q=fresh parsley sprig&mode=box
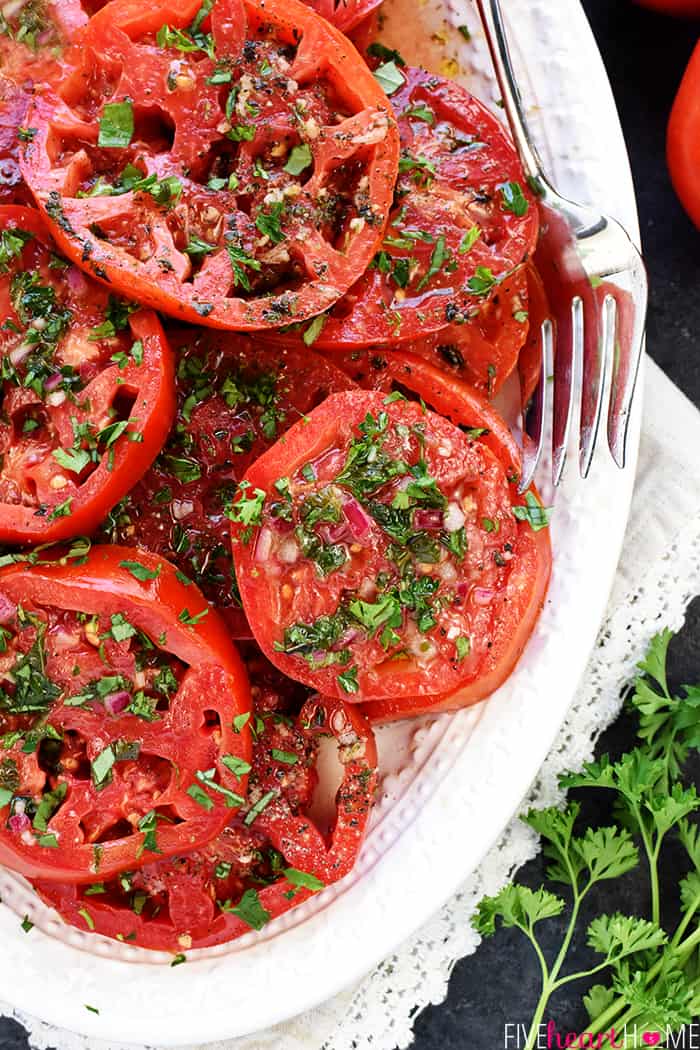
[473,629,700,1048]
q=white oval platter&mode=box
[0,0,644,1043]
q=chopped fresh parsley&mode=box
[98,100,134,149]
[224,888,270,930]
[119,560,162,582]
[338,666,359,694]
[373,60,405,96]
[0,227,32,273]
[513,491,552,531]
[499,181,529,217]
[284,143,313,175]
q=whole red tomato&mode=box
[668,42,700,229]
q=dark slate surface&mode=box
[1,2,699,1049]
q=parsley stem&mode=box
[671,888,700,950]
[522,926,552,1050]
[550,959,610,991]
[525,889,583,1050]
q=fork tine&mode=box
[578,290,611,478]
[552,296,580,486]
[518,318,551,493]
[607,255,648,467]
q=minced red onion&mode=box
[473,587,494,606]
[0,593,16,624]
[8,812,30,834]
[43,372,63,392]
[9,344,31,367]
[104,690,131,715]
[342,497,372,541]
[321,520,352,545]
[46,390,66,407]
[255,526,273,563]
[413,508,444,531]
[277,537,299,564]
[444,502,466,532]
[333,626,361,651]
[171,498,194,521]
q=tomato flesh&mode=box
[0,205,175,543]
[0,546,252,882]
[231,388,549,702]
[20,0,400,329]
[99,328,354,636]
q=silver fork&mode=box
[475,0,648,490]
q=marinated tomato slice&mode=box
[304,350,552,721]
[0,546,252,882]
[34,665,377,952]
[99,329,354,636]
[0,205,175,544]
[284,66,538,349]
[19,0,400,329]
[230,388,551,702]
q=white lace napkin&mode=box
[5,358,700,1050]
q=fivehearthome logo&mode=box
[504,1021,700,1047]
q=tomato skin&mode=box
[0,546,252,883]
[668,42,700,230]
[20,0,400,331]
[0,206,176,544]
[34,695,377,951]
[306,0,383,32]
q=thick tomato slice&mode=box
[19,0,400,330]
[34,677,377,952]
[99,328,355,637]
[310,349,551,721]
[230,387,551,702]
[280,66,537,349]
[0,206,175,544]
[0,545,252,882]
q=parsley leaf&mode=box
[98,100,134,149]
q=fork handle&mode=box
[474,0,546,189]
